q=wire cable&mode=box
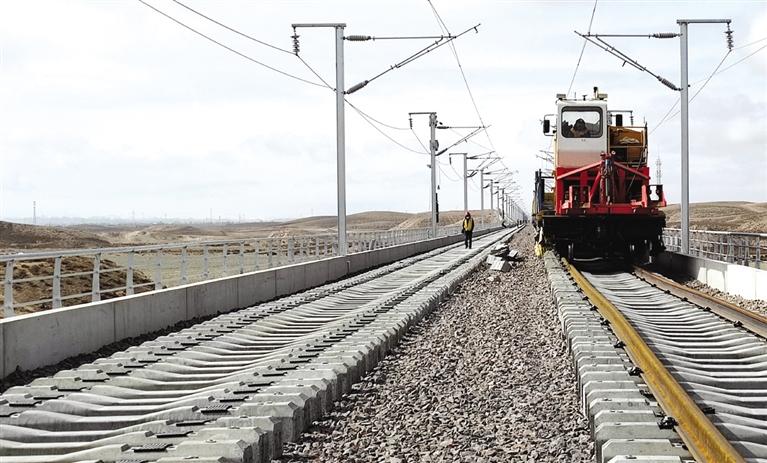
[566,0,598,97]
[138,0,326,88]
[650,50,731,134]
[170,0,293,54]
[426,1,497,154]
[347,101,411,131]
[411,128,431,154]
[348,105,429,155]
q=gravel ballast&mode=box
[280,227,594,462]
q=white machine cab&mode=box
[555,98,608,168]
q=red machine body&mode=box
[534,89,666,261]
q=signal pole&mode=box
[292,23,348,255]
[479,168,484,210]
[677,18,731,254]
[410,112,439,237]
[577,19,732,255]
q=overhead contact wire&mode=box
[137,0,326,88]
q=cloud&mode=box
[1,0,765,222]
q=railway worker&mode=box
[462,212,475,249]
[571,118,589,138]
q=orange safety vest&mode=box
[462,217,475,232]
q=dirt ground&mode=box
[1,210,498,252]
[662,202,767,233]
[0,209,497,317]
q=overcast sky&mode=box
[1,0,765,223]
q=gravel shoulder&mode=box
[679,277,767,317]
[279,227,594,462]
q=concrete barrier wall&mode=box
[656,251,767,302]
[0,228,499,379]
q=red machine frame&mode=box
[555,151,666,215]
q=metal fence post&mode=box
[728,234,734,263]
[181,247,188,284]
[52,256,62,308]
[92,253,101,302]
[223,244,228,276]
[239,242,245,274]
[154,249,163,290]
[203,245,209,280]
[4,259,14,317]
[126,251,134,296]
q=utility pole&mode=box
[479,169,484,210]
[678,18,731,254]
[489,180,494,211]
[292,23,348,255]
[449,153,469,212]
[462,153,468,212]
[410,112,439,237]
[500,188,505,221]
[577,20,732,255]
[656,157,662,185]
[32,201,36,225]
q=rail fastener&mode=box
[563,258,746,463]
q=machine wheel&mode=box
[568,243,574,261]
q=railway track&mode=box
[0,228,518,463]
[556,255,767,463]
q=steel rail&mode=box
[0,229,518,463]
[634,266,767,338]
[564,258,746,463]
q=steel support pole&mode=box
[429,113,438,237]
[679,21,690,254]
[479,169,484,210]
[489,180,494,211]
[335,25,348,256]
[462,154,468,212]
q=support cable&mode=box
[651,50,731,134]
[426,0,497,153]
[171,0,293,54]
[137,0,326,88]
[566,0,599,96]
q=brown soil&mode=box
[662,202,767,233]
[0,221,110,251]
[0,256,153,318]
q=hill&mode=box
[0,221,111,252]
[661,202,767,233]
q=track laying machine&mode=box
[533,87,666,262]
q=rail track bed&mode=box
[0,228,517,463]
[549,250,767,463]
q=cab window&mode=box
[560,107,603,138]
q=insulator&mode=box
[725,25,734,51]
[291,34,300,54]
[345,80,369,94]
[657,76,679,91]
[346,35,372,41]
[652,32,678,39]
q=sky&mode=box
[1,0,766,223]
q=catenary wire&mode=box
[138,0,326,88]
[426,0,496,153]
[170,0,293,54]
[566,0,599,97]
[650,49,731,134]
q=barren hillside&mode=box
[0,221,111,252]
[662,202,767,233]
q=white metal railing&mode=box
[662,227,767,267]
[0,219,500,317]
